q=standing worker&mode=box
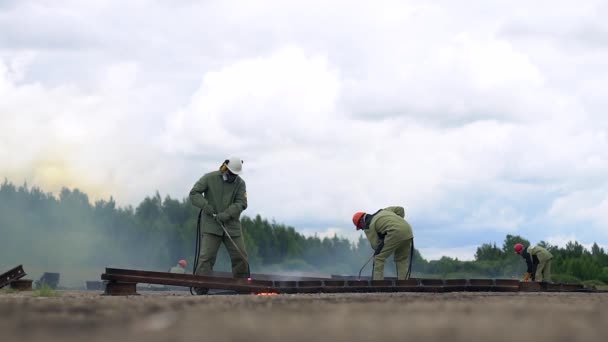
[352,206,414,280]
[514,243,553,282]
[169,259,188,274]
[189,157,249,291]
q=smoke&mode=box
[0,182,197,288]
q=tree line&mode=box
[1,180,607,284]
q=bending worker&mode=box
[352,206,414,280]
[514,243,553,282]
[189,157,249,287]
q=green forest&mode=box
[1,179,608,286]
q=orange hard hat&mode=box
[352,212,366,230]
[178,259,187,267]
[514,243,524,254]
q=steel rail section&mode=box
[100,268,594,296]
[0,265,26,289]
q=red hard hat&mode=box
[178,259,187,267]
[514,243,524,254]
[352,212,366,230]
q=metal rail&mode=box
[0,265,26,289]
[101,268,592,296]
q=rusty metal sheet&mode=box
[347,280,370,287]
[444,279,467,292]
[560,283,585,292]
[419,278,444,286]
[519,281,542,292]
[100,268,597,295]
[342,280,373,293]
[212,271,330,281]
[494,279,520,292]
[102,274,274,294]
[369,280,397,292]
[0,265,26,289]
[324,280,346,287]
[102,268,277,294]
[467,279,495,292]
[105,282,138,296]
[495,279,520,286]
[542,282,562,292]
[9,279,32,291]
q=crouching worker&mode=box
[352,206,414,280]
[514,243,553,282]
[169,259,188,274]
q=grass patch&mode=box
[0,287,17,294]
[34,284,60,297]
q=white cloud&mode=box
[548,189,608,228]
[1,0,608,250]
[418,246,478,261]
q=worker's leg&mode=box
[535,260,546,282]
[543,259,552,283]
[195,233,222,276]
[394,238,413,280]
[224,234,249,278]
[372,236,402,280]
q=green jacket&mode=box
[527,245,553,262]
[364,206,413,249]
[189,170,248,236]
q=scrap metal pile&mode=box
[0,265,32,291]
[101,267,597,296]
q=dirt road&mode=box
[1,291,606,342]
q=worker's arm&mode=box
[384,206,405,218]
[364,229,381,250]
[522,252,535,274]
[189,175,212,212]
[221,180,248,220]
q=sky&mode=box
[1,0,607,260]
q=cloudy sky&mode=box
[1,0,607,260]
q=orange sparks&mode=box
[256,292,279,296]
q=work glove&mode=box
[216,212,231,223]
[374,240,385,256]
[522,272,531,282]
[202,203,216,216]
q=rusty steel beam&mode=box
[0,265,26,289]
[102,268,276,294]
[211,271,330,281]
[100,268,598,296]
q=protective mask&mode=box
[222,171,238,183]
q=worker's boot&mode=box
[194,287,208,295]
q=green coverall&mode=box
[169,264,186,274]
[189,170,249,278]
[363,206,414,280]
[528,245,553,282]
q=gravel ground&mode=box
[1,290,607,342]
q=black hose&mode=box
[189,209,202,295]
[406,239,414,280]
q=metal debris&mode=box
[0,265,26,289]
[9,279,33,291]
